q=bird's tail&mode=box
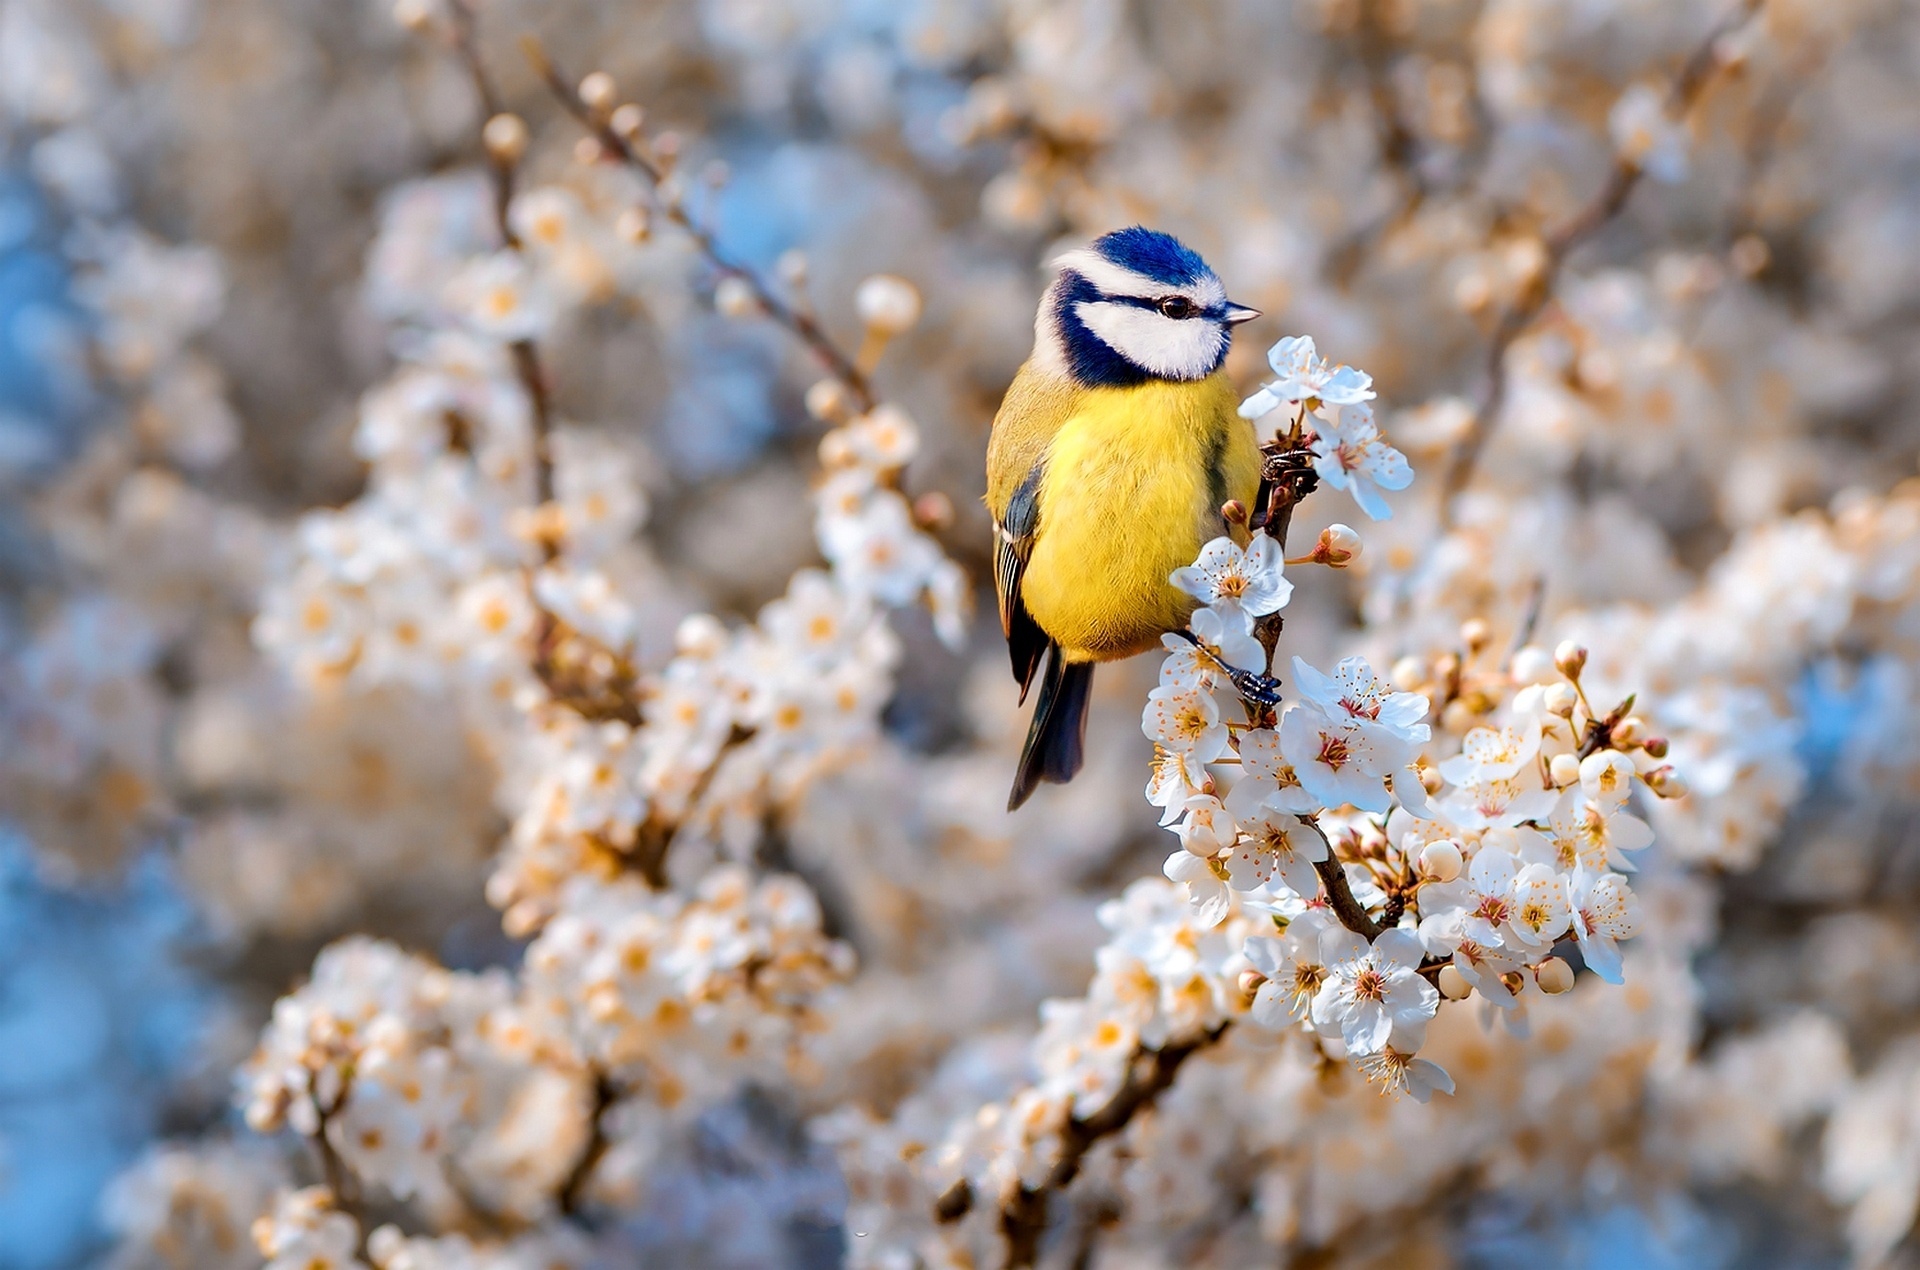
[1008,649,1095,811]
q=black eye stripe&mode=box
[1105,294,1209,318]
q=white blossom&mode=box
[1170,534,1293,616]
[1238,335,1376,421]
[1310,927,1439,1056]
[1307,401,1413,521]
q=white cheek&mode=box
[1075,302,1225,380]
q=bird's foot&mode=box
[1225,664,1285,707]
[1170,629,1285,706]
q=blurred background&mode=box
[3,0,1920,1266]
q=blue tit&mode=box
[988,226,1262,811]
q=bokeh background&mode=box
[3,0,1920,1266]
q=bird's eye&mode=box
[1157,296,1196,319]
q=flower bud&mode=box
[1500,970,1527,998]
[1730,233,1770,278]
[675,612,728,658]
[578,71,618,114]
[777,249,809,288]
[1237,969,1266,1001]
[1440,699,1475,735]
[817,429,853,468]
[1419,763,1445,795]
[1461,617,1492,652]
[1221,499,1248,526]
[714,275,758,318]
[913,492,954,532]
[1542,682,1578,717]
[1549,752,1580,788]
[482,112,529,165]
[1510,645,1555,684]
[573,135,607,166]
[1646,766,1689,799]
[1642,736,1669,759]
[1315,522,1362,567]
[1417,839,1462,883]
[615,206,650,244]
[651,131,682,165]
[856,274,923,336]
[1437,965,1471,1000]
[392,0,434,30]
[1554,640,1588,679]
[1535,957,1576,994]
[1613,715,1645,744]
[805,378,854,423]
[610,103,646,139]
[1391,656,1427,692]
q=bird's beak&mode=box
[1223,303,1261,326]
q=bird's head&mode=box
[1035,227,1259,387]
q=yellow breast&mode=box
[1020,371,1260,663]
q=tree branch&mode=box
[1438,0,1764,512]
[1309,839,1385,942]
[557,1067,621,1217]
[309,1083,373,1258]
[964,1023,1230,1268]
[523,40,878,413]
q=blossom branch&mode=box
[934,1023,1230,1267]
[627,724,755,888]
[445,0,555,509]
[1438,0,1765,512]
[308,1085,372,1257]
[522,40,878,413]
[556,1067,621,1217]
[436,5,656,738]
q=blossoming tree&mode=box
[3,0,1919,1268]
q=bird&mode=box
[988,226,1263,811]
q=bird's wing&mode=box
[987,361,1079,701]
[995,461,1049,702]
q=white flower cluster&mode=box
[488,567,901,932]
[1239,336,1410,520]
[517,867,854,1114]
[239,880,848,1228]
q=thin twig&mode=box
[523,40,877,413]
[445,1,555,512]
[1438,0,1764,513]
[557,1067,621,1216]
[310,1087,373,1258]
[626,724,755,887]
[1505,574,1548,667]
[448,0,517,248]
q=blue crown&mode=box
[1091,226,1212,287]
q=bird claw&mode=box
[1225,666,1285,706]
[1170,628,1285,706]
